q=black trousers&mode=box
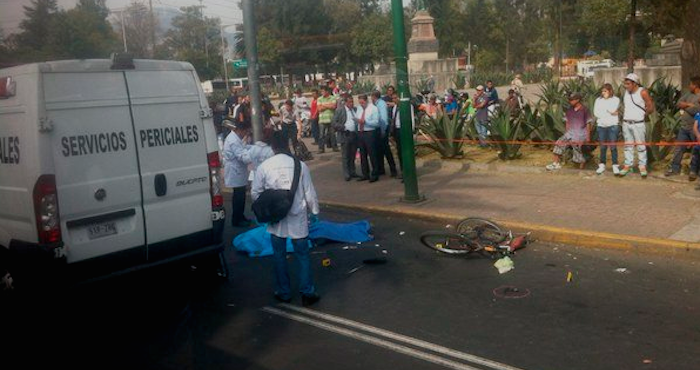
[358,130,379,180]
[232,185,247,224]
[319,123,337,151]
[281,123,298,151]
[392,128,403,171]
[341,131,359,178]
[376,130,397,176]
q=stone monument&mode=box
[358,6,464,93]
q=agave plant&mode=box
[413,77,432,94]
[647,77,680,115]
[536,80,565,110]
[489,106,536,160]
[452,72,467,90]
[530,105,566,143]
[353,80,378,95]
[417,112,469,159]
[646,111,682,164]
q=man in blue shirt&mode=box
[371,91,397,177]
[355,94,381,182]
[693,112,700,190]
[485,80,499,106]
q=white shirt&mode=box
[392,105,416,130]
[593,96,620,127]
[223,132,251,188]
[354,103,380,131]
[624,87,646,122]
[251,154,320,239]
[247,142,274,181]
[344,107,356,132]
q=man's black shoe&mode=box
[390,172,398,178]
[369,177,379,183]
[301,294,321,307]
[274,294,292,303]
[357,177,369,182]
[345,176,352,181]
[350,174,360,178]
[332,148,340,152]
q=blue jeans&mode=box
[475,119,488,147]
[597,125,619,165]
[670,127,698,173]
[271,235,315,299]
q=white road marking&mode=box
[262,306,482,370]
[277,303,527,370]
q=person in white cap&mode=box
[619,73,654,178]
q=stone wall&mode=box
[594,66,682,88]
[359,58,462,93]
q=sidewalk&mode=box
[305,143,700,255]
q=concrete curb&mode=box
[320,200,700,257]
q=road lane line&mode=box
[277,304,527,370]
[261,306,482,370]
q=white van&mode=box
[0,57,226,291]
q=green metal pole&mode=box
[391,0,421,202]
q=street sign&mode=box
[232,59,248,69]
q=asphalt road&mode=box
[3,204,699,370]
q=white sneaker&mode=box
[596,163,606,175]
[546,162,562,171]
[612,164,620,175]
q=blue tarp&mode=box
[233,220,374,257]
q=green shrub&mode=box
[489,106,536,160]
[453,72,467,90]
[417,112,469,158]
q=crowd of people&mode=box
[546,73,700,185]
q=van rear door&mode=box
[44,70,146,264]
[123,67,213,262]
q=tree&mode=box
[45,0,118,59]
[164,6,223,80]
[18,0,58,51]
[643,0,700,86]
[350,13,394,67]
[114,1,159,58]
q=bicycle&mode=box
[419,218,529,258]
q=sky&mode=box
[1,0,413,35]
[0,0,244,34]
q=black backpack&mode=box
[252,155,301,224]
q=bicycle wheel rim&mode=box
[456,218,508,247]
[419,231,476,255]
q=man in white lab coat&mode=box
[223,121,253,227]
[251,132,321,306]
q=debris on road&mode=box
[567,271,573,282]
[643,359,653,364]
[347,265,365,275]
[493,285,531,299]
[399,231,406,236]
[494,256,515,274]
[322,258,332,267]
[615,268,630,274]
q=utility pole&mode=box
[558,0,563,79]
[628,0,637,73]
[242,0,263,142]
[198,0,209,68]
[149,0,156,58]
[391,0,421,203]
[221,25,229,92]
[120,9,128,53]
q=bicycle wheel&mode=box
[419,231,478,255]
[456,218,508,248]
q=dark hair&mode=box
[487,80,493,84]
[312,89,319,94]
[387,85,395,91]
[602,83,614,94]
[295,88,302,94]
[262,126,274,144]
[691,76,700,87]
[344,95,354,103]
[285,99,293,106]
[270,130,290,154]
[358,94,368,101]
[371,91,381,99]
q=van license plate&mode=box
[88,222,117,240]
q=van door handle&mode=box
[154,174,167,197]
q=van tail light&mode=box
[33,175,62,244]
[208,152,224,208]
